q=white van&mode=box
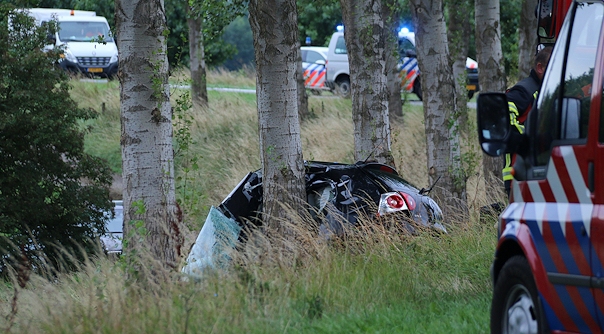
[324,31,350,97]
[325,30,480,100]
[24,8,119,78]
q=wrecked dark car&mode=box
[221,161,445,236]
[182,161,445,276]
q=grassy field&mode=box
[0,70,502,333]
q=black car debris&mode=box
[183,161,445,276]
[221,161,444,235]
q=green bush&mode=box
[0,5,112,276]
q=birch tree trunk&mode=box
[445,0,470,211]
[296,39,309,120]
[475,0,507,193]
[116,0,184,273]
[385,0,403,118]
[447,0,471,127]
[187,5,208,108]
[340,0,394,166]
[518,0,538,80]
[249,0,306,235]
[409,0,468,217]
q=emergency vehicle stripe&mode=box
[566,223,591,275]
[541,223,588,332]
[524,202,598,332]
[560,146,591,204]
[528,182,545,203]
[541,299,565,331]
[303,64,326,89]
[539,180,556,206]
[553,149,580,204]
[551,285,590,332]
[547,160,568,203]
[556,203,567,236]
[580,206,591,238]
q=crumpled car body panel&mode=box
[218,161,444,233]
[182,161,445,277]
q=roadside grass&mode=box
[0,69,498,333]
[0,217,494,333]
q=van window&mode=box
[398,38,414,52]
[58,21,113,42]
[303,51,325,64]
[335,36,347,55]
[533,2,602,165]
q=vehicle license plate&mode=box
[88,68,103,73]
[466,84,476,90]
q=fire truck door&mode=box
[592,17,604,328]
[528,3,603,330]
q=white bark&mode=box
[249,0,306,232]
[341,0,394,166]
[409,0,467,216]
[475,0,506,189]
[188,7,208,108]
[116,0,184,270]
[385,0,403,118]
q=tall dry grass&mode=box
[0,69,501,333]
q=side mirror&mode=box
[477,92,511,156]
[405,49,417,58]
[315,60,326,66]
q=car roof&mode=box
[301,46,328,56]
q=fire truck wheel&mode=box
[413,79,422,101]
[335,77,351,98]
[491,255,547,334]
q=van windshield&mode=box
[58,21,113,42]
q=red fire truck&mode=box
[477,0,604,333]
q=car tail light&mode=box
[399,192,416,210]
[377,192,408,216]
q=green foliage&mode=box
[165,0,189,66]
[0,4,112,274]
[221,15,255,71]
[297,0,342,47]
[501,0,522,78]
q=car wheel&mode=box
[413,79,422,101]
[491,256,547,334]
[336,77,351,98]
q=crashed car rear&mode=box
[183,161,445,276]
[221,161,444,234]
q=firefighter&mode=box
[503,46,552,196]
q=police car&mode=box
[301,46,330,95]
[397,29,479,100]
[324,28,480,100]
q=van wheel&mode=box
[336,77,351,98]
[413,79,422,101]
[491,256,547,334]
[468,90,475,100]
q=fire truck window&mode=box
[562,4,602,139]
[534,3,602,165]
